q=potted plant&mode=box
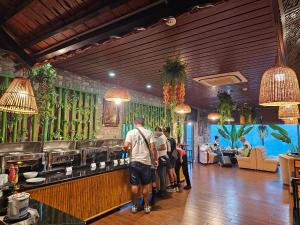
[238,103,257,124]
[217,91,235,124]
[161,56,187,106]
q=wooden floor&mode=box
[91,164,293,225]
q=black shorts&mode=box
[169,156,177,168]
[129,161,151,186]
[159,155,171,169]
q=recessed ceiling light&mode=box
[242,87,248,92]
[134,27,146,31]
[109,72,115,77]
[146,84,152,89]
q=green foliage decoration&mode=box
[217,91,236,124]
[161,56,187,86]
[217,125,253,148]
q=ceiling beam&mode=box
[35,0,217,61]
[0,27,35,66]
[21,0,128,48]
[0,0,33,25]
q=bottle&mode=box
[8,165,15,183]
[14,165,18,184]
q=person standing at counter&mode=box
[123,117,158,214]
[163,127,178,192]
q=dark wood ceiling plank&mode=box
[54,0,272,66]
[0,0,33,25]
[55,10,274,68]
[58,28,276,73]
[0,27,35,66]
[35,0,237,60]
[21,0,128,48]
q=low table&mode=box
[222,151,238,165]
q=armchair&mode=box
[256,147,278,172]
[236,148,257,170]
[199,144,218,164]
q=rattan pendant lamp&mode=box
[278,105,300,119]
[104,87,131,104]
[207,112,221,121]
[259,51,300,106]
[0,71,38,115]
[174,103,191,114]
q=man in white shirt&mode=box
[239,136,252,157]
[123,117,158,214]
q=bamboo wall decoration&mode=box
[121,102,170,138]
[63,89,69,140]
[0,75,98,143]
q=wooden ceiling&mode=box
[54,0,280,108]
[0,0,285,108]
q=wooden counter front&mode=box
[27,169,131,221]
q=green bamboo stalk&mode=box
[63,89,69,140]
[21,114,26,141]
[49,92,56,140]
[32,115,38,141]
[88,94,94,139]
[70,91,77,140]
[43,101,50,142]
[1,112,6,143]
[93,94,98,139]
[12,115,18,143]
[0,77,9,143]
[83,93,89,140]
[56,87,63,139]
[77,92,83,139]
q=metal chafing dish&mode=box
[0,142,43,173]
[76,139,108,166]
[43,141,80,170]
[105,139,127,161]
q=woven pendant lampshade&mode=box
[208,112,221,120]
[0,77,38,114]
[282,118,298,124]
[278,105,300,119]
[259,56,300,106]
[174,103,191,114]
[104,87,131,104]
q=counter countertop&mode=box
[16,164,129,191]
[29,199,85,225]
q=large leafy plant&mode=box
[257,124,268,146]
[217,91,235,124]
[217,125,253,148]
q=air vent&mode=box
[193,71,247,87]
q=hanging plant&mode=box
[217,91,235,124]
[28,64,57,118]
[161,56,187,105]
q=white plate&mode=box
[26,177,46,183]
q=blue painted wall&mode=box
[209,124,299,157]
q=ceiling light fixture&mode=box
[208,112,221,121]
[278,105,300,119]
[0,77,38,114]
[109,72,115,77]
[174,103,191,114]
[104,87,131,104]
[259,55,300,106]
[146,84,152,89]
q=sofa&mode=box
[199,144,218,164]
[256,147,278,172]
[236,148,257,170]
[236,147,278,172]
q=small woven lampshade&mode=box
[104,87,131,104]
[278,105,300,119]
[0,77,38,114]
[207,112,221,120]
[282,118,298,124]
[259,56,300,106]
[174,103,191,114]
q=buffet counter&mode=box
[17,165,131,221]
